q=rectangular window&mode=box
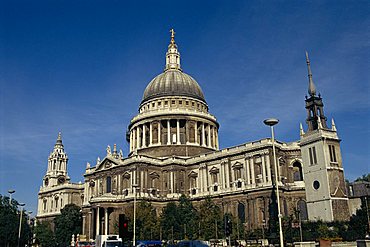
[329,145,337,162]
[309,147,317,165]
[179,101,182,105]
[312,146,317,164]
[158,102,161,106]
[172,100,176,105]
[309,148,313,165]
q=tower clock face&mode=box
[57,176,65,184]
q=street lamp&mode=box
[263,118,284,247]
[8,190,15,204]
[17,202,25,247]
[133,184,139,247]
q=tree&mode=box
[160,202,181,241]
[136,200,159,240]
[177,195,198,240]
[198,197,223,240]
[34,221,56,247]
[355,173,370,182]
[0,194,31,247]
[54,204,82,247]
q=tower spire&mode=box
[306,51,316,96]
[165,28,181,71]
[55,131,63,147]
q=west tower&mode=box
[299,52,350,221]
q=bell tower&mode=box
[299,52,350,221]
[42,132,70,187]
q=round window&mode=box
[313,180,320,190]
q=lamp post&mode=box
[8,190,15,204]
[17,202,25,247]
[133,184,139,247]
[263,118,284,247]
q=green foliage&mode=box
[54,204,82,247]
[198,197,223,240]
[160,201,181,240]
[34,221,56,247]
[177,195,198,240]
[159,195,199,241]
[0,194,31,247]
[355,173,370,182]
[136,200,159,240]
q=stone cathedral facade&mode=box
[37,31,350,238]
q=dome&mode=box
[142,69,206,104]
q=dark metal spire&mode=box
[306,51,316,96]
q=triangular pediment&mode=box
[231,161,243,169]
[149,172,160,179]
[188,171,198,178]
[209,166,219,174]
[94,157,118,171]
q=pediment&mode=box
[232,161,243,170]
[209,166,219,174]
[94,157,118,172]
[188,171,198,178]
[122,172,131,179]
[149,172,160,179]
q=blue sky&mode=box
[0,1,369,215]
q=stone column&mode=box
[167,120,171,145]
[104,208,108,234]
[96,207,100,236]
[215,129,218,149]
[266,154,272,182]
[117,174,121,195]
[225,162,230,189]
[250,157,256,185]
[88,211,93,240]
[212,127,216,148]
[129,131,133,152]
[82,215,86,235]
[176,119,181,144]
[142,124,146,148]
[246,158,251,185]
[199,168,203,193]
[158,122,161,145]
[261,155,267,184]
[149,123,153,146]
[136,127,140,149]
[202,123,206,147]
[207,124,211,148]
[185,121,189,144]
[194,122,198,144]
[133,129,136,150]
[220,162,225,189]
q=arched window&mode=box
[297,200,308,221]
[293,162,303,181]
[106,176,112,193]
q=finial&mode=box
[170,28,175,44]
[300,123,305,137]
[317,115,322,129]
[331,118,337,131]
[86,162,90,169]
[119,149,123,159]
[306,51,316,96]
[106,145,111,156]
[113,144,117,155]
[165,28,181,71]
[55,132,63,146]
[96,157,101,165]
